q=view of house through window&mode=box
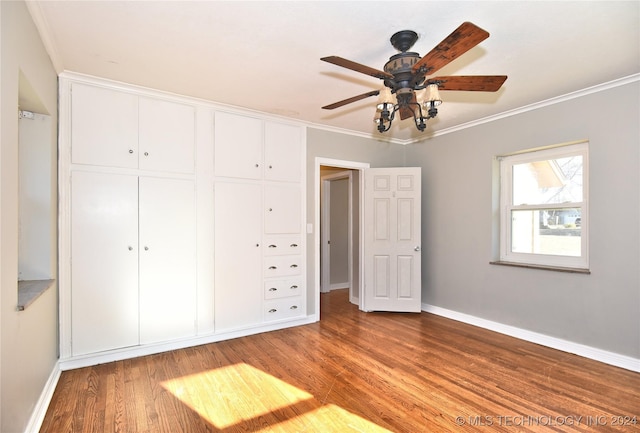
[499,142,588,269]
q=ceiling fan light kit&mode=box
[321,22,508,133]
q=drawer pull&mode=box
[290,285,298,289]
[268,266,277,270]
[290,243,298,248]
[290,305,298,310]
[290,264,298,268]
[269,287,278,292]
[268,309,277,313]
[268,244,277,248]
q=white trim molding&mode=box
[24,363,61,433]
[422,303,640,373]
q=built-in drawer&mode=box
[264,235,302,256]
[264,278,303,300]
[264,255,302,277]
[264,296,304,321]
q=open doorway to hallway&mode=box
[320,167,357,303]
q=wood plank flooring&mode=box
[40,289,640,432]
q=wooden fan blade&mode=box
[429,75,507,91]
[399,93,418,120]
[321,56,394,80]
[412,22,490,76]
[322,90,380,110]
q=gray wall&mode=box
[406,81,639,358]
[329,178,349,287]
[1,1,60,432]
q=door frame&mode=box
[321,170,354,297]
[314,157,369,320]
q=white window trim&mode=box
[499,142,589,270]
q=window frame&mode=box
[499,142,589,270]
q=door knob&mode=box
[414,246,421,251]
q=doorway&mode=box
[321,170,353,299]
[314,158,369,319]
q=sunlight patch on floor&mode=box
[161,362,391,432]
[288,404,393,433]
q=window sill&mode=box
[490,261,590,274]
[17,279,55,311]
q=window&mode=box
[499,142,588,270]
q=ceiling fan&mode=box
[320,22,507,132]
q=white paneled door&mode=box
[139,177,196,344]
[71,171,139,355]
[214,181,263,330]
[363,167,421,312]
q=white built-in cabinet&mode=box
[59,75,306,363]
[71,172,195,355]
[64,80,197,357]
[214,111,305,331]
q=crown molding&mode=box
[306,74,639,146]
[407,73,640,145]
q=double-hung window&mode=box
[499,142,589,270]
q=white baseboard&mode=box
[422,303,640,373]
[59,315,316,371]
[330,283,349,290]
[24,362,61,433]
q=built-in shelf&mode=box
[17,279,55,311]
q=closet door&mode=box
[139,177,196,344]
[264,183,302,234]
[71,171,139,356]
[264,121,302,182]
[139,98,195,174]
[214,181,263,330]
[214,112,263,179]
[70,83,138,168]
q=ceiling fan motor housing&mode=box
[384,52,422,93]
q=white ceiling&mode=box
[28,1,639,142]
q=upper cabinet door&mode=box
[139,98,195,173]
[71,83,138,168]
[214,111,263,179]
[264,122,302,182]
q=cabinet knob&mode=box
[269,165,273,169]
[290,285,298,289]
[144,246,149,251]
[256,243,260,247]
[268,244,277,248]
[290,243,298,248]
[255,163,259,168]
[268,208,273,212]
[128,246,133,251]
[268,266,277,270]
[269,287,277,292]
[290,264,298,268]
[290,305,298,310]
[144,152,149,156]
[128,149,134,154]
[268,309,277,313]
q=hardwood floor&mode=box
[40,289,640,432]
